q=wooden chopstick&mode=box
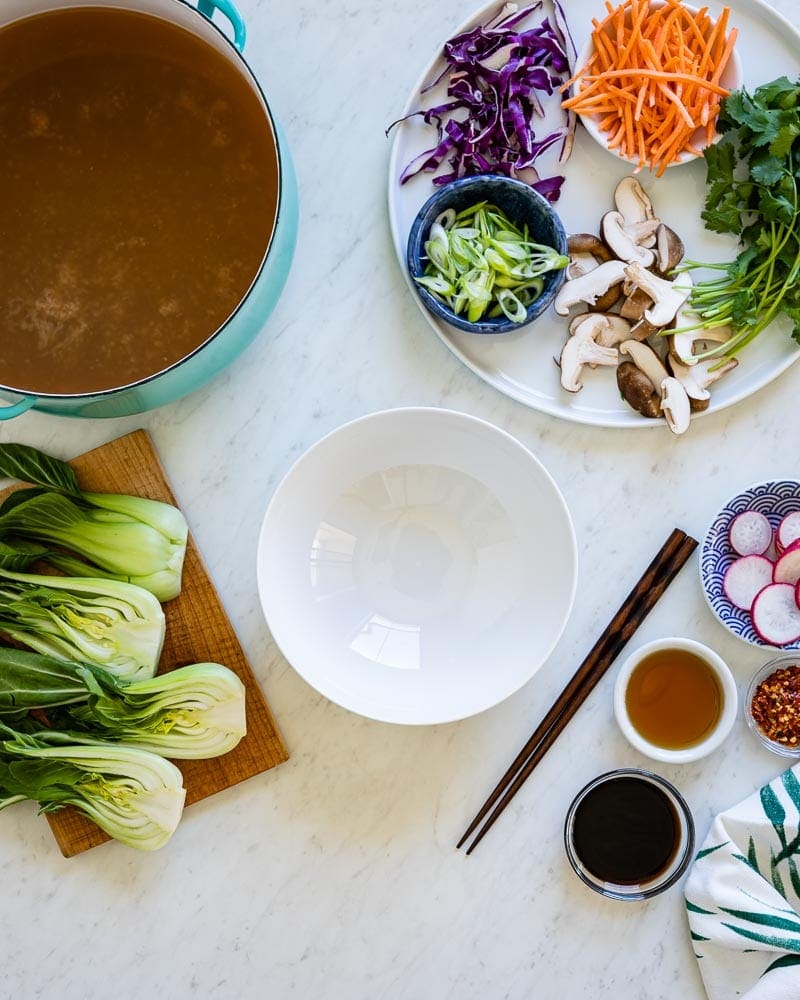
[456,528,690,850]
[457,528,698,855]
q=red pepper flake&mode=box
[751,665,800,747]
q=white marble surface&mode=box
[2,0,800,997]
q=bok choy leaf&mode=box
[0,444,188,601]
[0,568,164,680]
[0,721,185,850]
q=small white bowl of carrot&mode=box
[563,0,742,175]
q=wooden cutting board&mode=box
[2,430,288,856]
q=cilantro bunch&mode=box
[681,76,800,362]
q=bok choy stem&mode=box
[0,720,185,850]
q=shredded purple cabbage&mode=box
[388,2,577,202]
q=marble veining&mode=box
[1,0,799,997]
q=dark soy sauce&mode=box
[571,776,679,884]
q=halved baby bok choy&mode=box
[0,721,185,850]
[0,568,164,680]
[0,443,188,601]
[0,649,246,759]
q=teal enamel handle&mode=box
[0,396,36,420]
[197,0,246,51]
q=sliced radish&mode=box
[777,512,800,555]
[774,547,800,586]
[752,583,800,646]
[729,510,773,556]
[723,555,774,610]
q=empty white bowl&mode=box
[257,408,578,724]
[613,637,738,763]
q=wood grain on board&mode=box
[1,430,288,857]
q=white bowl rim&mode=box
[613,636,738,762]
[571,0,744,169]
[256,406,579,725]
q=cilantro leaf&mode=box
[770,123,800,158]
[689,75,800,359]
[754,77,800,111]
[702,141,743,233]
[750,149,786,185]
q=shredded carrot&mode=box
[560,0,738,175]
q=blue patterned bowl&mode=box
[700,480,800,649]
[406,174,568,334]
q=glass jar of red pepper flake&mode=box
[747,655,800,757]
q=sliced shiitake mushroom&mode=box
[567,233,613,261]
[602,211,655,268]
[616,362,661,418]
[569,312,632,348]
[591,284,624,313]
[654,224,685,275]
[629,316,662,341]
[619,287,653,322]
[566,234,615,280]
[553,259,628,316]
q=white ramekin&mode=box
[613,637,738,764]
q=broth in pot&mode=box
[0,6,279,395]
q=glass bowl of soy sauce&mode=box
[564,769,695,901]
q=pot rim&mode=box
[0,0,285,401]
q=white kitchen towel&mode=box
[686,765,800,999]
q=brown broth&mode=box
[0,7,279,394]
[625,647,721,749]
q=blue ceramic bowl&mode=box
[406,175,568,335]
[700,480,800,649]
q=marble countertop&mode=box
[3,0,800,997]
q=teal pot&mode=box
[0,0,298,420]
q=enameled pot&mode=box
[0,0,298,419]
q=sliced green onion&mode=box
[496,290,528,323]
[415,202,567,325]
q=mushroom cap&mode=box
[668,351,739,400]
[553,259,628,316]
[602,211,655,268]
[567,233,613,261]
[570,312,632,348]
[627,218,660,248]
[660,377,692,435]
[566,234,614,279]
[667,352,711,400]
[671,298,733,364]
[619,339,670,389]
[655,224,685,275]
[591,284,623,314]
[559,322,619,392]
[617,362,661,418]
[614,177,655,225]
[624,264,692,328]
[568,252,600,279]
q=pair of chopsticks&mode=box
[457,527,698,855]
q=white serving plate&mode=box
[256,408,577,724]
[387,0,800,428]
